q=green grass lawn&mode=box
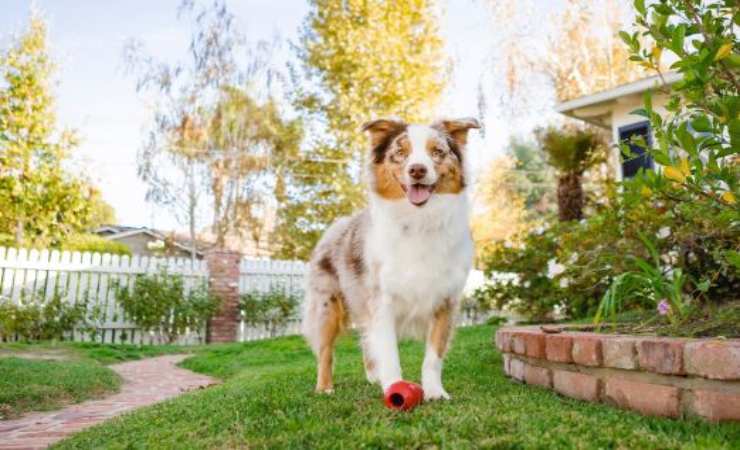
[0,340,188,419]
[52,325,739,449]
[0,357,121,420]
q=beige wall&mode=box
[112,234,194,258]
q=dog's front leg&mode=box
[365,295,402,391]
[422,300,454,400]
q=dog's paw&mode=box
[423,385,451,401]
[315,386,335,395]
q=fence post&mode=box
[206,249,241,343]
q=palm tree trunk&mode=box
[557,172,584,221]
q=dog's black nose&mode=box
[408,164,427,181]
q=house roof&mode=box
[555,72,682,128]
[94,225,207,256]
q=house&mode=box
[556,72,681,180]
[94,225,205,259]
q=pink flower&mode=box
[657,300,671,316]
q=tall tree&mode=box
[126,0,300,258]
[275,0,449,260]
[486,0,648,112]
[206,86,301,248]
[0,14,103,246]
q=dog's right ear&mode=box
[361,118,407,148]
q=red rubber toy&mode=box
[384,381,424,411]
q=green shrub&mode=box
[240,288,299,335]
[59,233,132,255]
[474,225,565,322]
[476,1,739,327]
[0,291,89,341]
[114,270,219,343]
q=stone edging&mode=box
[495,326,740,422]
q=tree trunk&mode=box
[187,160,198,266]
[557,172,584,221]
[15,218,25,245]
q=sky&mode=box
[1,0,563,231]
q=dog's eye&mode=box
[391,149,407,162]
[432,148,445,158]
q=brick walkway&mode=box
[0,355,217,450]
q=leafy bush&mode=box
[59,233,132,255]
[476,0,739,332]
[0,291,88,341]
[240,288,299,335]
[474,225,565,322]
[114,270,219,343]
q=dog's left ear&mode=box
[433,118,481,148]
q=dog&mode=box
[302,117,480,400]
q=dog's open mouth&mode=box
[403,183,435,207]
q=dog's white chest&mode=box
[367,195,473,327]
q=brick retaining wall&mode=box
[495,326,740,422]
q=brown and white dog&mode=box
[302,117,480,400]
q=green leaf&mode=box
[697,279,711,292]
[618,30,632,47]
[651,149,672,166]
[634,0,646,16]
[726,250,740,271]
[630,108,650,118]
[675,123,697,157]
[690,115,711,133]
[670,24,685,55]
[729,118,740,152]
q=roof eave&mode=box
[555,72,682,116]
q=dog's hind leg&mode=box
[303,285,346,393]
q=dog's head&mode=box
[363,118,480,207]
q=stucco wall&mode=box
[112,234,193,258]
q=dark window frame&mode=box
[618,121,654,179]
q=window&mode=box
[618,121,653,179]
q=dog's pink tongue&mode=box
[407,184,432,205]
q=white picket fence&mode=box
[0,247,209,345]
[237,259,306,342]
[0,246,494,345]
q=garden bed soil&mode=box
[560,301,740,339]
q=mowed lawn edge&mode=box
[53,325,740,450]
[0,340,196,420]
[0,357,122,420]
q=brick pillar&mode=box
[206,249,241,343]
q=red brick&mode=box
[523,363,551,388]
[603,337,638,370]
[638,339,685,375]
[545,334,573,363]
[552,370,600,402]
[689,389,740,422]
[684,340,740,380]
[604,377,680,418]
[495,330,512,352]
[511,333,527,355]
[524,332,546,359]
[572,335,602,367]
[509,357,525,381]
[206,249,241,343]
